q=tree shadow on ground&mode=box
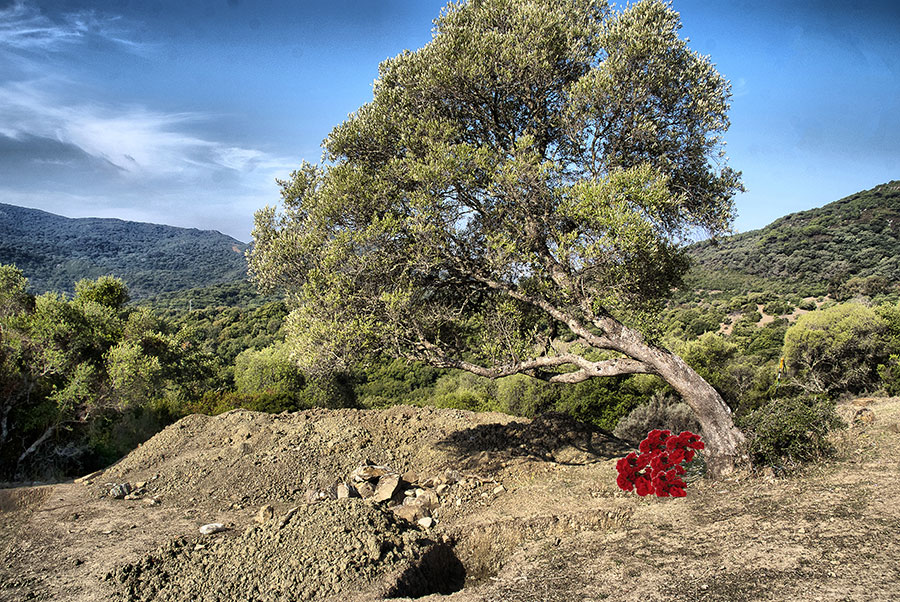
[434,412,633,471]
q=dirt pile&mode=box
[84,405,629,602]
[96,406,627,516]
[11,401,899,601]
[110,499,464,602]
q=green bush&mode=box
[784,303,889,397]
[763,299,793,316]
[613,392,700,443]
[797,298,817,311]
[739,396,845,469]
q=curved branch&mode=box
[546,357,653,383]
[465,270,616,350]
[414,337,652,381]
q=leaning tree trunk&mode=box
[641,346,746,478]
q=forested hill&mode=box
[0,203,249,299]
[688,181,900,295]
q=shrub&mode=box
[738,396,845,469]
[784,303,889,397]
[763,299,793,316]
[797,298,817,311]
[613,392,700,443]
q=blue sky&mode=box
[1,0,897,242]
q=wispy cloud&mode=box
[0,1,296,240]
[0,79,291,178]
[0,1,147,53]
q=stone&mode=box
[392,504,427,523]
[355,481,375,499]
[336,483,355,499]
[416,490,440,511]
[109,483,133,499]
[417,517,434,529]
[492,485,506,495]
[401,470,419,485]
[350,465,391,483]
[199,523,227,535]
[123,492,141,500]
[435,484,449,495]
[143,497,160,507]
[255,505,275,524]
[134,481,147,489]
[373,474,401,503]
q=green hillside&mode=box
[0,203,249,299]
[688,181,900,296]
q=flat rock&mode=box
[109,483,133,499]
[373,475,401,503]
[336,483,355,499]
[350,465,391,483]
[199,523,227,535]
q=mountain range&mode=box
[0,203,249,299]
[687,181,900,295]
[2,181,898,302]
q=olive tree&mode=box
[250,0,745,475]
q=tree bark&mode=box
[637,345,746,478]
[16,423,56,477]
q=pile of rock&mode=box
[104,479,161,506]
[304,463,501,529]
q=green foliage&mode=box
[0,267,222,479]
[784,303,889,397]
[689,182,900,295]
[140,280,273,314]
[0,202,248,299]
[74,276,130,309]
[191,391,315,416]
[612,392,700,443]
[739,397,845,469]
[0,264,33,318]
[234,343,305,395]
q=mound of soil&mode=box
[97,406,627,515]
[5,399,899,602]
[111,499,464,602]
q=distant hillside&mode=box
[688,181,900,295]
[0,203,249,299]
[139,280,271,314]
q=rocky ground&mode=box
[1,399,899,602]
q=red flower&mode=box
[616,430,703,497]
[634,473,654,496]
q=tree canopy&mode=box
[250,0,745,473]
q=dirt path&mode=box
[1,399,898,602]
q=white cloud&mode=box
[0,1,148,53]
[0,1,297,241]
[0,79,292,178]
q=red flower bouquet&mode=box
[616,429,704,497]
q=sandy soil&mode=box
[1,399,898,602]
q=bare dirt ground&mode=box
[1,399,898,602]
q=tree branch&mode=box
[413,337,652,381]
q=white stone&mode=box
[199,523,227,535]
[417,517,434,529]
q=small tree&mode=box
[250,0,745,475]
[784,303,889,397]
